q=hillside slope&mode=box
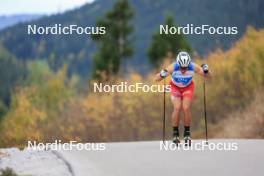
[0,0,263,76]
[0,14,42,30]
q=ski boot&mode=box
[184,136,192,147]
[172,135,180,146]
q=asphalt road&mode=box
[59,139,264,176]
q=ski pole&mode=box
[163,78,166,144]
[203,76,208,144]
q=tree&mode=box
[91,0,134,80]
[148,14,192,68]
[0,45,26,109]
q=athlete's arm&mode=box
[155,63,174,82]
[193,63,212,78]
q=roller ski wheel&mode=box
[184,136,192,147]
[172,136,180,146]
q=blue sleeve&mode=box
[173,62,179,71]
[188,62,194,70]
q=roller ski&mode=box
[184,136,192,147]
[172,135,180,146]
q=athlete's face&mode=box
[180,67,187,73]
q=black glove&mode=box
[201,64,209,74]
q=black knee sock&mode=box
[184,126,190,137]
[173,126,179,136]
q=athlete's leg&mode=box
[182,97,192,146]
[169,81,183,143]
[182,97,192,127]
[171,96,182,144]
[171,96,182,127]
[182,82,194,128]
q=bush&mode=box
[0,168,18,176]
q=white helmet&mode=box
[176,51,191,67]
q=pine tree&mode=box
[91,0,134,80]
[148,14,192,68]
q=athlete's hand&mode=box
[201,64,209,74]
[160,69,168,78]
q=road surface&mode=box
[59,139,264,176]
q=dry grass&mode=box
[213,91,264,138]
